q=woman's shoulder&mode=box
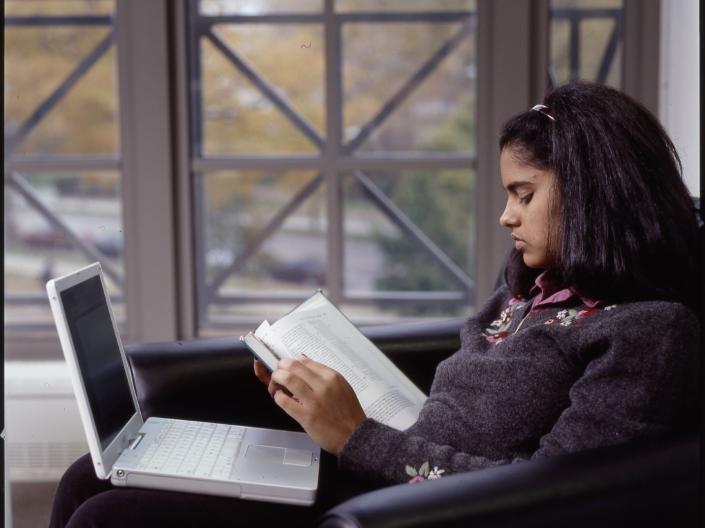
[577,298,700,347]
[596,299,698,325]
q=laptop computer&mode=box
[47,262,320,505]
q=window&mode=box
[187,0,478,335]
[549,0,624,88]
[4,0,126,354]
[3,0,659,355]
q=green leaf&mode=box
[419,461,430,477]
[405,465,417,477]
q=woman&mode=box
[51,81,700,527]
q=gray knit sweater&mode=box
[338,285,699,485]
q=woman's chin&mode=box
[522,252,547,269]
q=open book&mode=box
[241,291,427,431]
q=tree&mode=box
[372,92,475,316]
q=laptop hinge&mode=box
[128,433,145,450]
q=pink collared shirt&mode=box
[528,271,600,313]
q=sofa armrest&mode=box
[318,435,699,528]
[123,318,463,426]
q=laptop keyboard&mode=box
[136,420,245,480]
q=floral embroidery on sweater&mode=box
[483,297,527,345]
[543,304,617,326]
[405,461,446,483]
[485,299,620,342]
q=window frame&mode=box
[3,0,661,355]
[183,0,480,333]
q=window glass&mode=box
[198,170,327,332]
[189,0,477,334]
[201,25,325,155]
[4,1,126,348]
[342,22,474,154]
[342,169,474,321]
[4,171,126,338]
[337,0,473,12]
[4,3,118,155]
[549,0,624,88]
[200,0,321,16]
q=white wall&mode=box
[659,0,700,197]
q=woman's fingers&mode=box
[253,359,271,385]
[267,379,295,400]
[271,366,315,400]
[276,357,326,391]
[273,389,305,422]
[298,355,338,381]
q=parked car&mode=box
[265,257,326,285]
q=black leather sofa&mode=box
[123,198,702,528]
[124,314,700,527]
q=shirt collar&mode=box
[529,270,600,310]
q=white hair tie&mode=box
[531,104,556,122]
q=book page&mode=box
[255,292,427,430]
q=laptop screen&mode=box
[60,275,137,450]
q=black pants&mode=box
[49,452,383,528]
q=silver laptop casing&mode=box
[47,262,320,505]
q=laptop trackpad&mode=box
[283,448,312,467]
[245,445,312,467]
[246,445,284,464]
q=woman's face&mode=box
[499,147,557,269]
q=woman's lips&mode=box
[514,240,526,251]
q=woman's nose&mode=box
[499,202,518,228]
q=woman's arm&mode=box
[339,302,699,485]
[530,302,699,457]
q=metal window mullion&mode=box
[210,291,467,304]
[344,290,467,303]
[193,173,209,322]
[4,293,125,304]
[622,0,659,114]
[173,0,198,339]
[195,11,472,25]
[324,0,344,304]
[595,11,623,84]
[202,314,457,332]
[568,12,581,81]
[191,155,476,172]
[189,0,205,158]
[4,15,113,26]
[192,156,323,171]
[4,156,120,172]
[188,0,209,326]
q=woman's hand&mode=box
[253,358,290,397]
[253,358,272,386]
[268,356,366,456]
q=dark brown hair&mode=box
[499,81,698,308]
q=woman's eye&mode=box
[519,193,533,205]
